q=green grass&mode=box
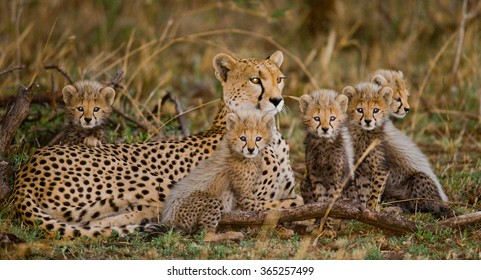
[1,0,481,260]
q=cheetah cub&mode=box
[343,83,449,216]
[342,83,393,210]
[161,110,302,242]
[370,69,410,119]
[61,80,115,147]
[299,89,353,207]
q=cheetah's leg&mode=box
[84,136,103,147]
[367,169,389,211]
[395,172,451,217]
[83,205,160,227]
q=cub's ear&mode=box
[336,94,349,113]
[299,94,312,113]
[341,85,356,100]
[62,85,78,105]
[379,86,393,105]
[213,53,237,82]
[226,113,239,131]
[262,114,274,130]
[398,70,404,78]
[268,51,284,68]
[371,74,388,86]
[100,87,116,106]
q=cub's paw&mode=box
[84,136,103,148]
[204,231,244,242]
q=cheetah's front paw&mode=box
[84,136,103,148]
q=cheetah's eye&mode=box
[396,97,402,103]
[255,136,262,142]
[373,108,380,114]
[313,116,320,122]
[77,107,84,112]
[93,107,100,112]
[330,116,336,122]
[240,136,247,142]
[356,108,363,114]
[277,77,285,84]
[250,77,260,84]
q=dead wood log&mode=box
[439,211,481,229]
[219,200,418,234]
[0,83,38,201]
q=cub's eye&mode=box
[93,107,100,112]
[276,77,285,84]
[240,136,247,142]
[396,97,402,103]
[356,108,363,114]
[77,107,84,112]
[313,116,320,122]
[330,116,336,122]
[250,77,260,84]
[255,136,262,142]
[373,108,380,114]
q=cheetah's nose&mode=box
[364,119,372,125]
[404,108,410,113]
[84,118,92,123]
[269,97,283,107]
[247,147,255,153]
[322,127,329,133]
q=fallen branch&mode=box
[220,200,418,234]
[0,83,38,155]
[220,201,481,235]
[439,211,481,229]
[0,82,38,201]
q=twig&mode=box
[0,65,25,78]
[44,65,74,84]
[161,91,190,136]
[112,107,151,132]
[439,211,481,229]
[108,69,125,91]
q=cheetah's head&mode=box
[213,51,285,116]
[225,111,274,159]
[299,89,348,139]
[343,82,392,131]
[371,69,410,119]
[62,81,115,129]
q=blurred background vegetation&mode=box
[0,0,480,259]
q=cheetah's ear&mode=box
[371,74,388,86]
[379,86,393,105]
[299,94,312,113]
[341,85,356,101]
[267,51,284,68]
[226,113,239,131]
[398,70,404,78]
[336,94,349,113]
[213,53,237,82]
[62,85,78,105]
[262,114,275,130]
[100,87,116,106]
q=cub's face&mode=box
[343,83,392,131]
[213,51,285,116]
[371,70,410,118]
[225,112,274,159]
[299,90,348,139]
[62,82,115,129]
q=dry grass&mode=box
[1,0,480,260]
